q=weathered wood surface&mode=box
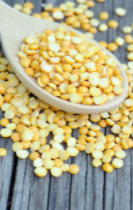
[0,0,133,210]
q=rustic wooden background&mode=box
[0,0,133,210]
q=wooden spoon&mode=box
[0,1,128,114]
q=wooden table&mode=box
[0,0,133,210]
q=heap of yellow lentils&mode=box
[0,0,133,177]
[18,27,123,105]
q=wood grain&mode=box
[11,159,50,210]
[104,0,132,210]
[0,0,133,210]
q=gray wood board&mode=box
[0,0,133,210]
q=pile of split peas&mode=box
[0,0,133,178]
[18,28,124,106]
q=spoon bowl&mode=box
[0,0,128,113]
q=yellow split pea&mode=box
[107,43,117,52]
[0,148,7,156]
[107,20,118,29]
[99,12,109,20]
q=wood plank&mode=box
[44,1,75,209]
[84,131,106,210]
[44,0,66,7]
[104,1,132,210]
[69,129,88,210]
[5,0,24,7]
[11,158,50,210]
[9,0,51,207]
[96,0,118,208]
[47,133,73,210]
[0,2,18,210]
[7,0,50,209]
[0,119,14,210]
[70,148,87,210]
[48,161,71,210]
[25,0,42,13]
[69,1,108,208]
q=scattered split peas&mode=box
[0,59,132,176]
[0,1,133,177]
[14,2,34,15]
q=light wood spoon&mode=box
[0,0,128,114]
